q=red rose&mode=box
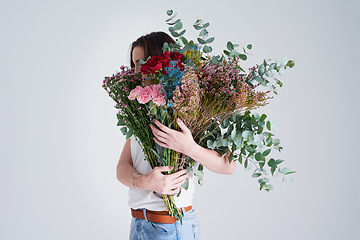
[160,58,170,68]
[171,52,183,61]
[140,55,172,74]
[140,51,184,75]
[162,51,171,59]
[140,56,164,74]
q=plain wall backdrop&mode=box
[1,0,359,239]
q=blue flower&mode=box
[159,60,185,100]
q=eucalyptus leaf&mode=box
[273,139,280,146]
[278,66,285,76]
[252,172,261,178]
[280,167,290,174]
[254,135,264,143]
[263,148,271,156]
[171,31,180,37]
[255,76,264,84]
[239,54,247,61]
[250,115,257,125]
[181,37,188,45]
[203,45,212,53]
[174,21,182,30]
[245,161,252,171]
[182,178,189,190]
[259,114,267,122]
[193,24,202,30]
[271,167,276,176]
[227,41,234,51]
[199,29,207,37]
[286,60,295,68]
[222,139,228,147]
[266,121,271,131]
[162,42,169,51]
[206,37,215,44]
[197,38,206,44]
[238,154,243,164]
[255,152,263,161]
[207,140,213,148]
[234,137,243,148]
[259,64,265,75]
[276,159,284,164]
[178,29,186,36]
[242,130,252,140]
[265,71,272,77]
[269,63,277,70]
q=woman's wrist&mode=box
[133,173,149,190]
[132,172,143,189]
[186,141,202,162]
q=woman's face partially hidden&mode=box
[132,46,151,86]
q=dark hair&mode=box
[130,31,175,68]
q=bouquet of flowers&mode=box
[103,10,296,222]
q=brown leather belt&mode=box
[131,206,192,224]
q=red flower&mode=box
[140,56,164,74]
[171,52,183,61]
[162,51,171,59]
[161,51,183,61]
[140,51,184,75]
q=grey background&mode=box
[1,0,359,239]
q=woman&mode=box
[116,31,236,240]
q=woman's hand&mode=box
[149,117,236,175]
[149,118,196,156]
[138,166,189,195]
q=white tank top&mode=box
[128,135,196,211]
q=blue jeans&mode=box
[129,208,201,240]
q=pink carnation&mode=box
[128,84,165,106]
[137,86,152,104]
[152,92,166,106]
[128,86,142,100]
[148,84,160,95]
[150,84,165,106]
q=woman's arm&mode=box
[116,139,188,194]
[187,142,236,175]
[149,118,236,175]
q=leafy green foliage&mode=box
[201,110,295,191]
